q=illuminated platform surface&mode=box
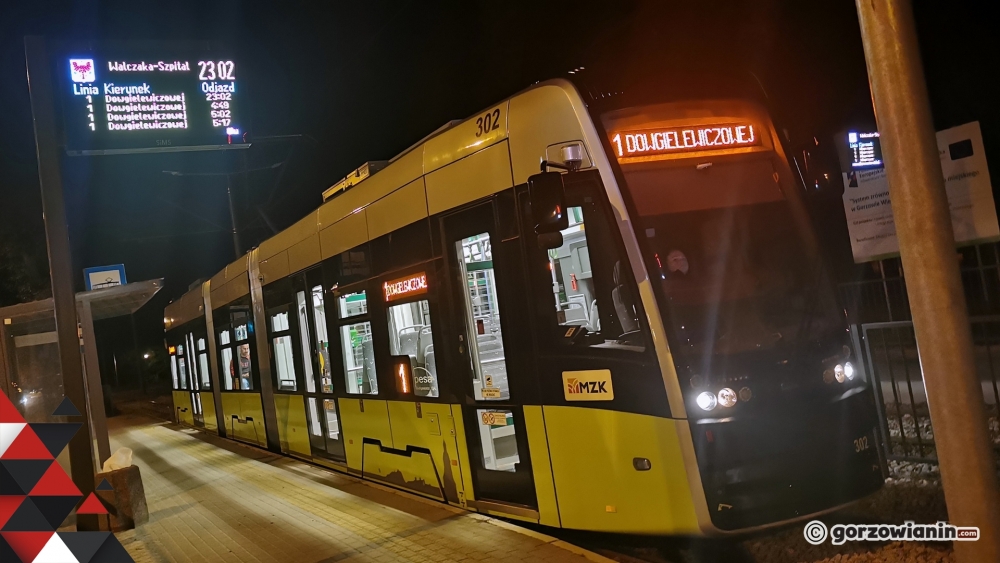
[108,416,604,563]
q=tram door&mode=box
[183,331,213,427]
[276,271,346,462]
[444,201,537,509]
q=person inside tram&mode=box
[238,344,252,390]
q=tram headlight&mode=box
[696,392,718,411]
[834,364,846,383]
[717,387,737,408]
[738,386,752,402]
[844,362,855,380]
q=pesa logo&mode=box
[70,59,96,83]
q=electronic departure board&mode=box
[59,45,249,155]
[847,131,882,168]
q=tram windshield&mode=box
[609,140,842,357]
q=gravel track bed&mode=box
[744,461,954,563]
[590,462,969,562]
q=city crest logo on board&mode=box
[70,59,95,83]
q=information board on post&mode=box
[58,43,250,155]
[838,122,1000,263]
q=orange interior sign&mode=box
[610,122,760,159]
[383,272,428,302]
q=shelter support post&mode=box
[24,35,100,531]
[856,2,1000,561]
[80,299,111,466]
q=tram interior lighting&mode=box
[696,391,717,411]
[717,388,738,408]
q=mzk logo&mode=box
[562,370,614,401]
[566,378,608,394]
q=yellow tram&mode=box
[165,78,882,535]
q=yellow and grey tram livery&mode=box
[165,78,883,535]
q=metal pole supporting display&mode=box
[855,2,1000,562]
[24,35,101,531]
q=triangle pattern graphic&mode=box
[59,532,111,563]
[32,497,81,530]
[0,496,24,529]
[1,426,53,460]
[1,498,53,532]
[90,533,132,563]
[31,461,82,496]
[1,422,26,456]
[51,398,81,418]
[95,479,113,492]
[76,494,109,516]
[0,531,53,563]
[0,393,25,423]
[2,460,53,494]
[33,530,78,563]
[0,462,26,495]
[0,534,20,563]
[29,423,82,458]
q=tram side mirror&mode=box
[528,171,569,235]
[536,232,563,250]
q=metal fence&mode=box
[861,319,1000,463]
[841,243,1000,464]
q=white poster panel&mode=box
[842,122,999,263]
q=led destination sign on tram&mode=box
[384,273,428,302]
[60,47,249,155]
[610,123,760,159]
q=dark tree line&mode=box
[0,228,49,307]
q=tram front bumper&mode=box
[690,386,884,532]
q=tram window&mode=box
[235,344,253,390]
[295,291,316,393]
[311,286,334,393]
[271,312,297,391]
[229,323,254,391]
[387,299,438,398]
[340,321,377,394]
[307,398,322,437]
[273,336,296,391]
[197,338,211,390]
[338,291,368,316]
[221,347,235,390]
[543,196,644,351]
[170,353,179,389]
[456,233,509,401]
[186,334,200,391]
[324,398,340,440]
[177,344,188,390]
[475,409,520,472]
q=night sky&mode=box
[0,1,997,376]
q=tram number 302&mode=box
[853,435,870,453]
[475,108,501,137]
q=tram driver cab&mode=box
[528,165,643,348]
